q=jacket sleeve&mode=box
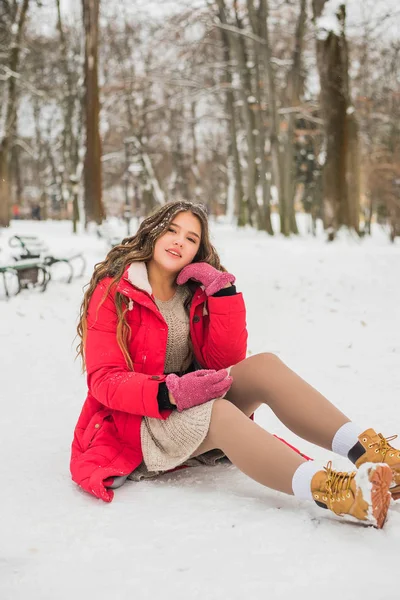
[85,281,167,418]
[197,292,248,369]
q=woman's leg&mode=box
[194,399,393,528]
[225,353,350,450]
[194,399,306,494]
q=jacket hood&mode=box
[125,262,153,295]
[113,262,153,300]
[117,261,205,307]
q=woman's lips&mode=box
[166,249,182,258]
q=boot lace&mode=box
[369,434,400,459]
[324,461,356,506]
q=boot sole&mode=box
[357,463,393,529]
[390,485,400,501]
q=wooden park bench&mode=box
[8,235,86,284]
[0,257,51,298]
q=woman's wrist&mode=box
[168,391,177,405]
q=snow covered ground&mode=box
[1,216,399,599]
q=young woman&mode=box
[71,201,400,529]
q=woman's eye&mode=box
[168,227,176,233]
[188,238,196,244]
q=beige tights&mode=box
[194,353,351,496]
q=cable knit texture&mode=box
[138,284,229,474]
[154,285,193,374]
[140,400,217,472]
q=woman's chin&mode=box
[159,259,185,274]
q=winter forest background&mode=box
[1,0,399,240]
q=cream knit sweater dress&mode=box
[129,285,226,481]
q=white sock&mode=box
[292,461,322,501]
[331,422,364,458]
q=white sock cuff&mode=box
[292,461,322,501]
[331,422,364,458]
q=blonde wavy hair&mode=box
[77,201,226,371]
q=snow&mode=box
[1,216,400,598]
[312,0,400,42]
[316,0,344,39]
[318,150,327,166]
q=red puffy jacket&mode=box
[70,262,248,502]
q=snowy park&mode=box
[1,0,400,597]
[1,217,400,599]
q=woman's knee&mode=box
[231,352,281,377]
[251,352,281,366]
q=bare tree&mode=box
[6,0,396,239]
[82,0,104,225]
[280,0,307,236]
[216,0,258,226]
[312,0,360,237]
[0,0,30,227]
[218,14,246,225]
[256,0,292,233]
[246,0,273,234]
[55,0,83,232]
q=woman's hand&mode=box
[177,262,235,296]
[166,369,232,412]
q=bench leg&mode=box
[39,266,51,292]
[64,255,86,282]
[1,272,9,299]
[1,269,20,298]
[65,260,74,284]
[76,255,86,279]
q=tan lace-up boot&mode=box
[311,461,392,529]
[349,429,400,500]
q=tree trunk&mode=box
[0,143,10,227]
[346,112,361,231]
[232,4,258,226]
[312,1,360,236]
[281,0,308,236]
[218,9,246,226]
[258,0,288,234]
[82,0,104,225]
[11,144,23,207]
[216,0,257,226]
[56,0,83,231]
[0,0,30,228]
[190,102,202,203]
[56,0,74,174]
[247,0,273,234]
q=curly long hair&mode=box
[77,201,225,371]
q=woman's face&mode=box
[151,211,202,275]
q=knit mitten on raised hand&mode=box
[177,263,235,296]
[166,369,232,412]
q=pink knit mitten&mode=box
[166,369,233,412]
[177,262,236,296]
